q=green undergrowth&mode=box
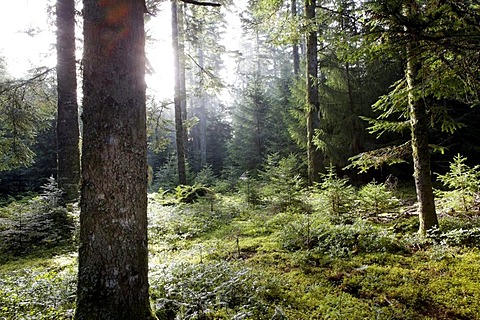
[2,184,480,319]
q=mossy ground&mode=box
[1,191,480,319]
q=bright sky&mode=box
[0,0,243,102]
[0,0,56,77]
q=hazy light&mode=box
[0,0,56,78]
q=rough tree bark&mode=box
[56,0,80,202]
[406,40,438,234]
[75,0,156,318]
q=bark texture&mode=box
[305,0,322,185]
[75,0,156,318]
[406,41,438,234]
[56,0,80,202]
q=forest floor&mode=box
[1,186,480,319]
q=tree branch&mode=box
[180,0,221,7]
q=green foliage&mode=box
[238,172,262,207]
[0,178,75,257]
[154,155,194,190]
[0,257,77,319]
[155,155,182,190]
[274,211,319,251]
[150,261,270,320]
[261,153,304,208]
[435,154,480,213]
[357,180,400,216]
[315,165,356,219]
[0,68,56,171]
[346,142,411,173]
[440,228,480,248]
[146,98,173,153]
[5,184,480,319]
[193,165,216,187]
[279,215,404,257]
[174,184,214,204]
[148,196,232,241]
[228,75,276,172]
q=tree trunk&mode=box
[56,0,80,203]
[198,46,207,167]
[305,0,322,185]
[75,0,156,318]
[406,41,438,234]
[172,0,187,185]
[179,2,188,154]
[291,0,300,75]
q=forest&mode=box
[1,0,480,319]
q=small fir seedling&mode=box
[357,180,400,217]
[261,153,304,208]
[435,154,480,213]
[316,165,356,218]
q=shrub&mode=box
[0,263,77,319]
[150,261,270,319]
[441,228,480,248]
[276,212,318,250]
[0,178,75,256]
[278,214,404,256]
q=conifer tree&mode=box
[360,0,480,233]
[56,0,80,202]
[75,0,156,317]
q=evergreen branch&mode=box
[345,141,411,173]
[0,67,55,95]
[185,53,223,88]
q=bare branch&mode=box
[180,0,221,7]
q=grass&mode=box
[2,188,480,319]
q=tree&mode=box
[0,69,56,172]
[305,0,322,184]
[75,0,156,318]
[229,74,271,172]
[291,0,300,75]
[172,0,188,185]
[360,0,480,233]
[405,22,438,233]
[56,0,80,202]
[183,3,226,173]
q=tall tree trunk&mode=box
[291,0,300,75]
[345,61,362,155]
[56,0,80,202]
[198,46,207,167]
[75,0,156,318]
[179,2,188,154]
[305,0,322,185]
[172,0,187,185]
[406,41,438,234]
